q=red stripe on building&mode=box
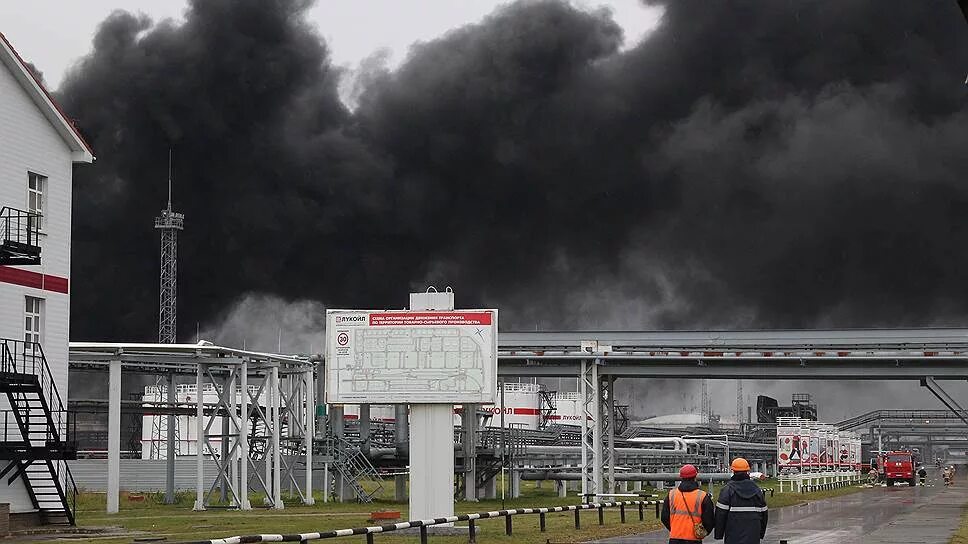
[513,408,541,416]
[0,266,68,293]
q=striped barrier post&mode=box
[172,501,660,544]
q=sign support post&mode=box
[409,291,454,525]
[325,290,497,528]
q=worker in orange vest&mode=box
[661,464,715,543]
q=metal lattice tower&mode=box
[700,379,710,424]
[150,154,184,460]
[736,379,744,424]
[154,155,183,344]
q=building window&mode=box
[24,296,43,345]
[27,172,46,231]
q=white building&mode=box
[0,32,93,516]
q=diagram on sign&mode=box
[326,310,497,404]
[346,328,485,392]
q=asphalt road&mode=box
[595,479,968,544]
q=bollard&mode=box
[506,515,513,536]
[620,503,626,523]
[540,512,546,532]
[420,525,428,544]
[468,519,477,544]
[598,506,604,525]
[575,508,581,529]
[638,502,644,521]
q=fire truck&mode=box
[879,450,916,486]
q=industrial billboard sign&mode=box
[325,309,498,404]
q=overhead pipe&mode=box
[683,439,774,452]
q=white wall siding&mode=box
[0,42,75,514]
[0,283,22,341]
[0,56,73,278]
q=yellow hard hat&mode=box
[731,457,751,472]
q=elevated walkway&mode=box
[836,409,966,430]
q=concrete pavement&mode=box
[594,479,968,543]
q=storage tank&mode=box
[343,404,396,422]
[546,391,587,425]
[479,382,542,430]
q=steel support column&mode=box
[394,404,408,502]
[227,367,237,505]
[579,359,601,501]
[331,404,346,501]
[107,359,121,513]
[605,376,616,495]
[220,374,230,503]
[264,372,274,505]
[463,403,479,501]
[165,372,176,504]
[239,359,250,509]
[304,369,315,504]
[194,363,205,511]
[360,404,371,457]
[271,366,283,509]
[315,360,327,434]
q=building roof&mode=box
[0,32,94,163]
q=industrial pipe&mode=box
[394,405,409,458]
[525,445,694,457]
[683,439,774,451]
[520,471,734,482]
[626,437,687,451]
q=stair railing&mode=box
[50,458,78,525]
[0,339,69,445]
[0,339,78,525]
[0,340,14,374]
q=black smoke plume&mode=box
[56,1,967,416]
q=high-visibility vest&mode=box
[668,487,706,541]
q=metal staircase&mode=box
[0,207,42,266]
[328,436,383,503]
[0,340,77,525]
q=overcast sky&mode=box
[1,0,662,91]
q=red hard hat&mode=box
[679,464,698,479]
